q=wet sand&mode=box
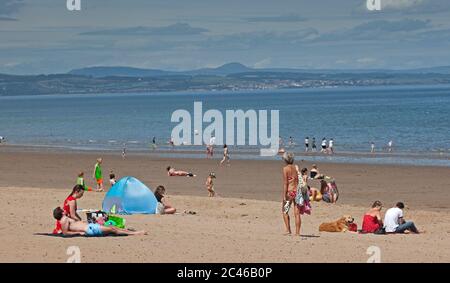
[0,146,450,262]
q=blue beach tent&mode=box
[102,177,157,214]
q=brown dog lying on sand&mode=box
[319,215,355,232]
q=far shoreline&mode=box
[1,143,449,168]
[1,144,450,212]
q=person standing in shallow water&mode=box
[281,152,301,236]
[220,144,230,166]
[311,137,317,152]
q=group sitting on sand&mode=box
[281,151,420,236]
[361,201,421,234]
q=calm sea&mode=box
[1,85,449,166]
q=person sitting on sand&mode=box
[77,172,92,192]
[309,164,322,179]
[205,172,216,197]
[319,176,339,204]
[281,152,301,236]
[361,201,384,233]
[53,207,145,236]
[53,184,85,234]
[154,185,176,214]
[166,166,196,177]
[384,202,420,234]
[109,171,117,186]
[93,158,104,192]
[63,184,84,221]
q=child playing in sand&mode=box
[205,172,216,197]
[109,171,117,186]
[93,158,104,192]
[154,185,176,214]
[77,172,92,192]
[53,207,145,236]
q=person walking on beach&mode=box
[328,138,334,154]
[151,136,157,150]
[122,144,126,159]
[305,137,309,152]
[281,152,301,236]
[93,158,104,192]
[169,137,175,149]
[371,142,375,153]
[205,172,216,197]
[321,138,327,153]
[220,144,230,166]
[388,140,393,153]
[289,136,294,147]
[312,137,317,152]
[207,136,215,158]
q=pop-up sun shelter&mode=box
[102,176,157,214]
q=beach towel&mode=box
[35,233,128,238]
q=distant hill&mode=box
[187,62,254,76]
[69,63,450,78]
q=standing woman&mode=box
[220,144,230,166]
[93,158,104,192]
[282,152,301,236]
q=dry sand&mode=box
[0,146,450,262]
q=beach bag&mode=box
[348,223,358,232]
[295,188,309,206]
[104,215,126,229]
[86,210,108,225]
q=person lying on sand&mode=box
[384,202,421,234]
[53,207,145,236]
[166,166,196,177]
[154,185,176,214]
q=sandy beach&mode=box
[1,146,450,262]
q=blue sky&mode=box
[1,0,450,74]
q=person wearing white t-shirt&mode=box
[328,138,334,154]
[388,140,393,153]
[321,138,327,153]
[383,202,419,234]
